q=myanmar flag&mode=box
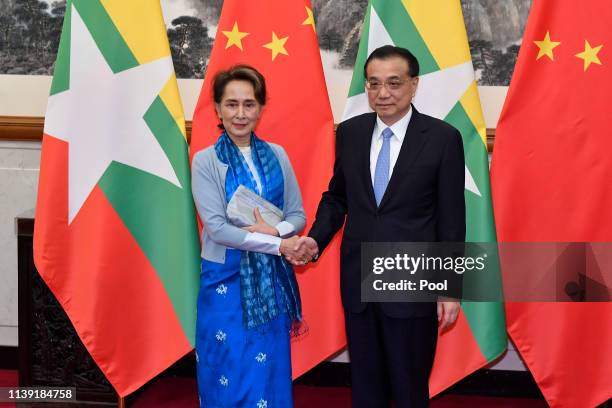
[344,0,507,396]
[34,0,200,397]
[190,0,345,377]
[491,1,612,406]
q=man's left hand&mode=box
[437,300,460,332]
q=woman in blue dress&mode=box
[191,65,307,407]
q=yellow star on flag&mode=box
[534,31,561,60]
[263,31,289,61]
[575,40,603,71]
[222,22,249,51]
[302,6,316,32]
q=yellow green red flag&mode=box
[34,0,200,396]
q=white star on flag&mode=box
[44,4,181,224]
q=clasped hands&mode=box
[242,208,319,265]
[280,236,319,266]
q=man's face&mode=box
[365,56,418,126]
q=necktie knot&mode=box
[382,127,394,140]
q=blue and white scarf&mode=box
[215,131,302,329]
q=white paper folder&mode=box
[226,185,284,228]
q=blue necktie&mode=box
[373,127,393,206]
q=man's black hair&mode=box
[364,45,420,78]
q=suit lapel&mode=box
[378,108,428,209]
[359,113,378,209]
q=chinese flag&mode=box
[491,1,612,407]
[190,1,345,378]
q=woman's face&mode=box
[215,80,263,144]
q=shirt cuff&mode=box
[243,232,282,256]
[274,221,296,238]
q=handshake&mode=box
[280,236,319,266]
[239,207,319,265]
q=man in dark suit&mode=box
[295,45,465,407]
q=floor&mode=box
[1,370,548,407]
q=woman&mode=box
[191,65,305,407]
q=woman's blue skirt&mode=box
[196,249,293,407]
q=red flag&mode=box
[491,1,612,406]
[190,0,345,377]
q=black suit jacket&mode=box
[309,108,466,318]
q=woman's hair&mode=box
[212,64,267,105]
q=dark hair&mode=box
[363,45,420,79]
[212,64,267,105]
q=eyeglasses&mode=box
[365,78,412,92]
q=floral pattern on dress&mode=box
[216,283,228,295]
[257,399,268,408]
[255,352,267,364]
[219,375,229,387]
[216,330,227,342]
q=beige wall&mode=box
[0,74,508,127]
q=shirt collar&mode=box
[374,107,412,142]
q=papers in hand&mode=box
[227,185,284,228]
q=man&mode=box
[297,46,465,407]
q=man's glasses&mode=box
[365,78,411,92]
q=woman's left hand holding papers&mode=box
[242,207,279,236]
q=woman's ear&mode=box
[214,103,221,118]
